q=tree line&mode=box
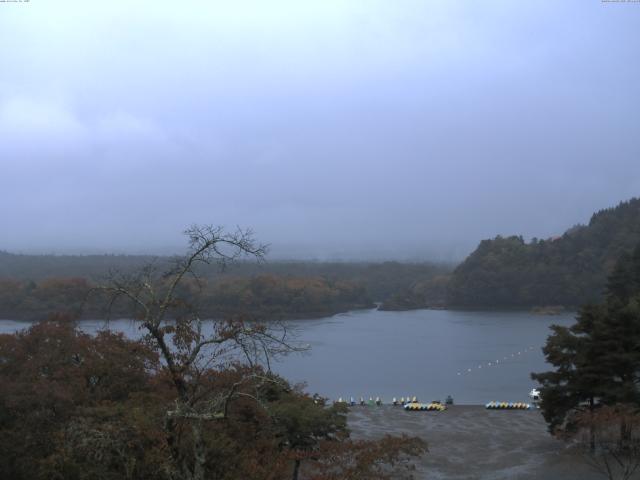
[4,197,639,313]
[0,251,451,317]
[0,274,373,321]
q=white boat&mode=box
[528,388,541,401]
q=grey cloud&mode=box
[1,1,639,260]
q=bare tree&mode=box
[92,225,303,480]
[571,405,640,480]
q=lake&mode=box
[0,308,575,404]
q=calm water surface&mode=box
[0,308,575,404]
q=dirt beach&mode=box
[347,405,608,480]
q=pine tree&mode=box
[532,244,640,434]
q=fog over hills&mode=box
[1,1,639,260]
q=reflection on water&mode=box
[0,308,575,404]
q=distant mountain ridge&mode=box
[447,197,640,308]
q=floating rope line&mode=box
[456,346,537,377]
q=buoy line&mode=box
[456,346,537,377]
[333,396,454,408]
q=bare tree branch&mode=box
[89,225,303,480]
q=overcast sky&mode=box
[1,1,639,260]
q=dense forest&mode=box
[447,198,640,308]
[0,252,450,300]
[0,254,450,320]
[0,275,373,321]
[377,275,450,311]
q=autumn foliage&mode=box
[0,315,426,480]
[0,274,372,321]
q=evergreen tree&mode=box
[532,244,640,434]
[607,244,640,305]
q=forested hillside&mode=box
[448,198,640,308]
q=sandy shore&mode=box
[347,405,607,480]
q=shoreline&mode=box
[380,305,578,315]
[0,304,580,324]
